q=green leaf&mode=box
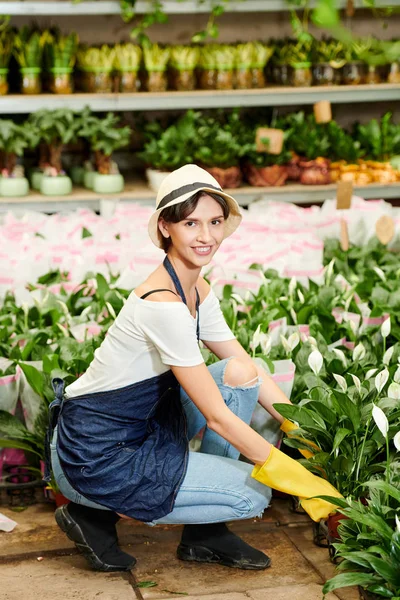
[137,581,157,588]
[0,438,41,457]
[323,572,379,594]
[332,428,352,453]
[19,362,44,398]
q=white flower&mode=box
[260,333,272,356]
[297,289,305,304]
[230,297,238,316]
[394,365,400,384]
[231,293,245,304]
[333,348,347,367]
[383,346,394,366]
[308,350,323,375]
[373,266,386,282]
[288,277,297,297]
[396,513,400,532]
[252,324,262,350]
[375,368,389,394]
[307,336,319,348]
[290,308,297,325]
[372,403,389,438]
[388,382,400,400]
[333,373,347,393]
[381,317,391,339]
[365,368,378,380]
[105,302,116,319]
[287,332,300,352]
[280,335,292,354]
[353,343,366,362]
[351,374,361,393]
[325,259,335,285]
[349,319,358,335]
[394,431,400,452]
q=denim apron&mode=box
[44,257,200,522]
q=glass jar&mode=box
[235,65,252,89]
[198,67,217,90]
[341,61,366,85]
[81,69,113,93]
[146,69,168,92]
[49,67,74,94]
[387,62,400,83]
[216,68,234,90]
[365,64,381,84]
[312,63,341,86]
[118,69,138,93]
[170,68,196,91]
[250,65,266,88]
[275,64,292,86]
[20,67,42,94]
[0,68,8,95]
[291,63,312,87]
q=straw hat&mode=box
[148,164,242,248]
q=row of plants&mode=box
[0,235,399,596]
[0,19,399,95]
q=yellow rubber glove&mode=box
[280,419,320,460]
[251,446,343,522]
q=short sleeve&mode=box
[199,288,236,342]
[137,302,204,367]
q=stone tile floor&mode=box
[0,498,359,600]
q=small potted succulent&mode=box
[0,120,39,197]
[77,45,116,93]
[114,43,142,93]
[270,38,292,85]
[78,112,131,194]
[342,39,369,85]
[384,39,400,83]
[312,38,346,86]
[142,43,170,92]
[169,45,199,91]
[198,45,218,90]
[214,45,236,90]
[0,18,14,95]
[286,38,314,87]
[233,42,254,89]
[45,31,79,94]
[13,26,48,95]
[249,42,273,88]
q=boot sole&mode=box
[55,505,136,572]
[177,544,271,570]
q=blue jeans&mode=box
[51,358,272,524]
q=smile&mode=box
[192,246,212,255]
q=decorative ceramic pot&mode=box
[92,173,124,194]
[244,163,288,187]
[146,168,171,193]
[40,175,72,196]
[202,165,242,188]
[83,170,95,190]
[0,177,29,197]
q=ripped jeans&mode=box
[51,357,272,524]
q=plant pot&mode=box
[327,512,348,540]
[312,62,341,86]
[30,169,44,191]
[365,64,381,84]
[81,69,113,93]
[118,70,139,93]
[83,170,95,189]
[387,61,400,83]
[146,70,168,92]
[341,61,366,85]
[146,168,171,192]
[286,155,303,181]
[244,163,288,187]
[0,68,9,95]
[40,175,72,196]
[69,165,85,186]
[170,68,196,91]
[300,158,331,185]
[20,67,42,94]
[236,66,252,89]
[45,487,70,507]
[198,67,217,90]
[272,64,292,85]
[93,173,124,194]
[1,465,44,508]
[0,177,29,197]
[49,68,74,94]
[250,66,266,88]
[216,68,234,90]
[202,165,242,188]
[291,63,312,87]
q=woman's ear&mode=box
[158,218,170,240]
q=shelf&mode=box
[1,84,400,114]
[1,180,399,213]
[3,1,398,16]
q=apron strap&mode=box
[163,256,200,341]
[43,378,66,483]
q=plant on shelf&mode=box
[355,112,400,183]
[45,31,79,94]
[78,111,131,193]
[0,120,39,197]
[198,44,218,90]
[250,42,274,88]
[27,108,82,196]
[114,43,142,92]
[13,26,49,95]
[142,43,170,92]
[0,18,14,95]
[169,45,199,91]
[77,45,116,93]
[285,37,314,87]
[214,44,236,90]
[312,37,346,85]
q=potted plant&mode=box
[250,42,274,88]
[13,26,48,95]
[270,38,292,86]
[138,110,197,191]
[28,108,81,195]
[0,120,39,197]
[285,112,331,184]
[214,45,236,90]
[142,43,170,92]
[342,39,370,85]
[384,39,400,83]
[198,45,218,90]
[45,31,79,94]
[114,43,142,93]
[242,124,291,187]
[286,38,314,87]
[355,112,400,183]
[77,45,115,93]
[0,18,14,95]
[169,45,199,91]
[312,38,346,86]
[78,112,131,193]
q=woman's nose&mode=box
[197,225,212,242]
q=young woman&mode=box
[46,164,341,574]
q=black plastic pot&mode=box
[0,464,44,508]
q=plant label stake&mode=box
[376,215,395,245]
[314,101,332,124]
[255,128,284,154]
[336,180,353,251]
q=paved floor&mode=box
[0,498,359,600]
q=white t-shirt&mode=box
[65,288,235,398]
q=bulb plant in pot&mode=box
[242,123,291,186]
[45,31,79,94]
[0,18,14,95]
[213,44,236,90]
[114,43,142,92]
[169,45,199,91]
[198,45,218,90]
[77,45,116,93]
[78,111,131,194]
[142,43,170,92]
[13,26,48,95]
[0,120,39,197]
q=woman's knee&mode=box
[223,357,259,389]
[233,488,271,520]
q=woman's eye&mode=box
[185,221,196,227]
[212,219,221,225]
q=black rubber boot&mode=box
[177,522,271,570]
[55,503,136,572]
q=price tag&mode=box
[376,215,395,245]
[340,218,349,251]
[255,127,284,154]
[336,180,353,210]
[314,100,332,124]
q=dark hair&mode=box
[158,191,230,253]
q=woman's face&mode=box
[159,194,226,266]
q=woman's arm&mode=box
[171,362,272,465]
[203,338,292,423]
